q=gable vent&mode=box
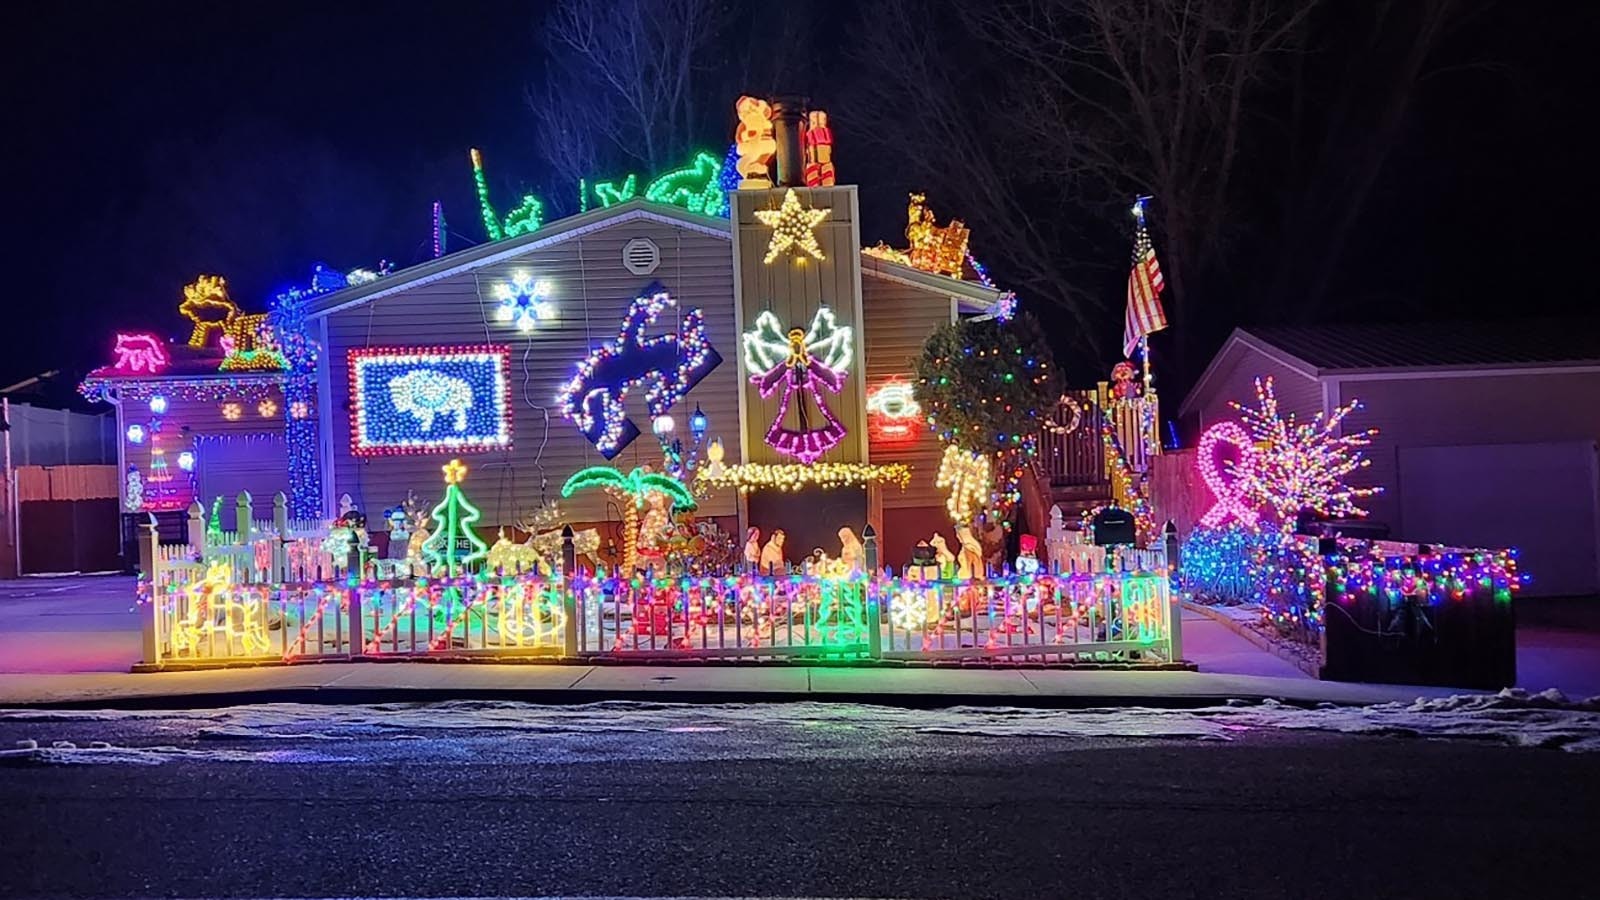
[623,237,661,275]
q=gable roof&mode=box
[1180,320,1600,418]
[306,197,1003,318]
[1243,320,1600,374]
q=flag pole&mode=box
[1132,195,1154,396]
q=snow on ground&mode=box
[2,689,1598,765]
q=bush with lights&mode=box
[915,309,1062,528]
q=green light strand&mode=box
[422,483,490,577]
[470,148,503,241]
[593,173,638,208]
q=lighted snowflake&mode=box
[258,399,279,418]
[221,402,242,421]
[492,271,553,334]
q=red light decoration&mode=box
[866,379,923,443]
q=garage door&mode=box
[1398,442,1600,596]
[195,434,291,513]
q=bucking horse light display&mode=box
[557,284,722,459]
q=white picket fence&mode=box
[138,491,341,594]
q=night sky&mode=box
[4,1,1594,398]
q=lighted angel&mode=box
[742,307,854,464]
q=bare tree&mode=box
[532,0,726,201]
[845,0,1108,360]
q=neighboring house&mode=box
[82,191,1003,569]
[1180,322,1600,596]
[0,399,120,576]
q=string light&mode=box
[696,462,913,493]
[562,465,696,573]
[492,271,553,334]
[643,151,727,217]
[349,346,512,457]
[420,459,490,577]
[469,147,544,241]
[936,445,989,524]
[180,275,238,348]
[1230,376,1381,530]
[755,188,829,264]
[556,286,722,459]
[470,147,503,241]
[1197,421,1260,529]
[593,173,638,207]
[111,333,169,374]
[744,308,853,463]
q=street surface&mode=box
[2,700,1599,899]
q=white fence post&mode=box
[138,516,160,666]
[186,502,205,556]
[235,491,253,540]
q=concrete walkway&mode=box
[2,575,1596,708]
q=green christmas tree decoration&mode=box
[915,309,1064,455]
[422,459,490,577]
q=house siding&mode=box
[1334,371,1600,532]
[1187,340,1321,434]
[321,217,742,527]
[860,274,953,511]
[120,389,289,510]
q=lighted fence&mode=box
[140,567,1180,668]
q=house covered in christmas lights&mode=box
[81,99,1017,568]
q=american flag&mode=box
[1122,211,1168,358]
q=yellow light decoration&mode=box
[862,243,912,266]
[863,194,970,279]
[258,399,278,418]
[906,193,969,278]
[170,562,269,656]
[936,444,990,524]
[696,462,913,494]
[180,275,239,348]
[221,402,242,421]
[755,188,829,264]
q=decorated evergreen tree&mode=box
[915,309,1063,530]
[422,459,490,576]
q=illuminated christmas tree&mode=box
[421,459,490,576]
[1231,376,1381,531]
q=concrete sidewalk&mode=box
[0,658,1473,709]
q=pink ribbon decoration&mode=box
[1197,421,1260,528]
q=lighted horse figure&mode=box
[556,284,722,459]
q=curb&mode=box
[0,684,1330,713]
[1182,600,1320,678]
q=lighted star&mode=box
[442,458,469,485]
[755,188,829,264]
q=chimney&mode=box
[770,95,808,188]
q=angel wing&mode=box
[742,309,791,373]
[803,307,854,373]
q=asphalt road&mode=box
[1,702,1597,899]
